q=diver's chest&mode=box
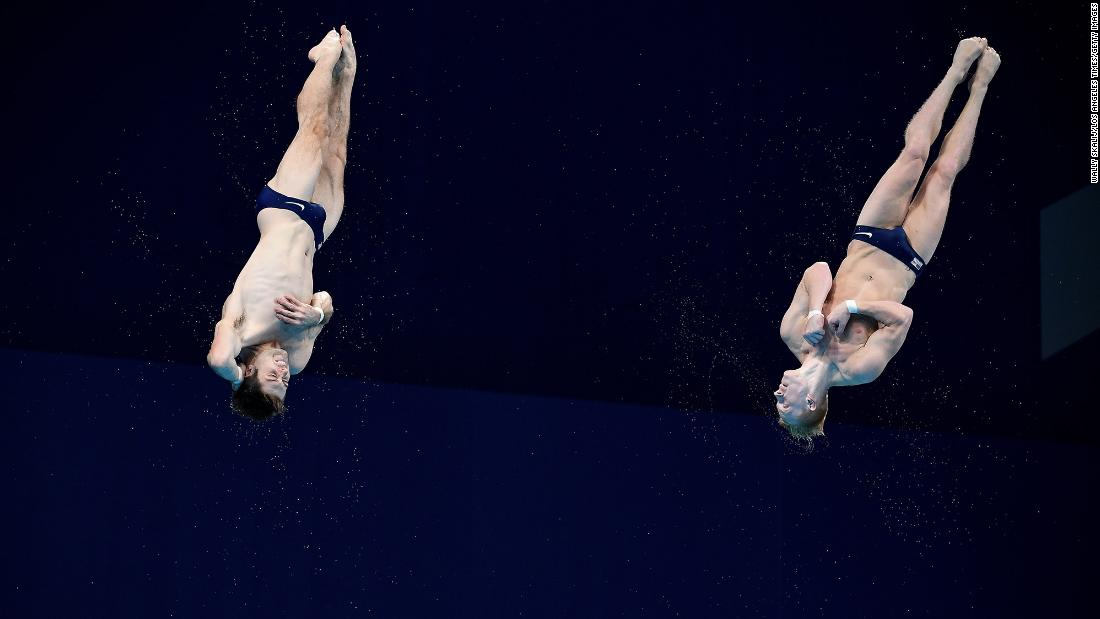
[828,315,878,354]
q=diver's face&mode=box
[774,370,813,423]
[251,348,290,398]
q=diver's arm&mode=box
[856,300,913,327]
[834,302,914,385]
[780,262,833,353]
[274,293,333,329]
[208,292,245,387]
[828,299,913,335]
[207,319,244,387]
[288,338,316,375]
[800,262,833,313]
[278,292,333,375]
[309,291,335,328]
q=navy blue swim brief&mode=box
[255,185,327,250]
[851,225,926,277]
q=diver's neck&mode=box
[798,355,837,389]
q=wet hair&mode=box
[777,392,828,441]
[230,346,286,421]
[778,416,825,440]
[231,373,286,421]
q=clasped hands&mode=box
[802,304,854,345]
[274,294,323,328]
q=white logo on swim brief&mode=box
[911,257,924,269]
[285,200,306,211]
[855,232,873,238]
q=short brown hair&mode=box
[231,374,286,421]
[230,342,285,421]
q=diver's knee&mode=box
[928,159,961,183]
[900,140,929,166]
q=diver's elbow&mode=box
[206,349,228,373]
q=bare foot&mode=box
[969,46,1001,91]
[952,36,987,80]
[337,25,356,80]
[307,28,341,64]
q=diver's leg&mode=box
[266,29,342,201]
[903,47,1000,262]
[855,37,986,229]
[310,26,355,240]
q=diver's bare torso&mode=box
[222,212,319,372]
[774,38,997,428]
[787,242,916,380]
[208,25,353,391]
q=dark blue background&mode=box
[1,0,1095,616]
[2,349,1093,617]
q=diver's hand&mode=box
[802,313,825,345]
[274,294,323,327]
[827,304,851,335]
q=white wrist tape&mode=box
[316,307,325,325]
[846,299,859,314]
[807,309,824,319]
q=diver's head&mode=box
[774,368,828,438]
[231,346,289,421]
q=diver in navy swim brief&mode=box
[206,25,357,422]
[772,37,1001,440]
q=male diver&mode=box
[775,37,1000,438]
[207,26,356,420]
